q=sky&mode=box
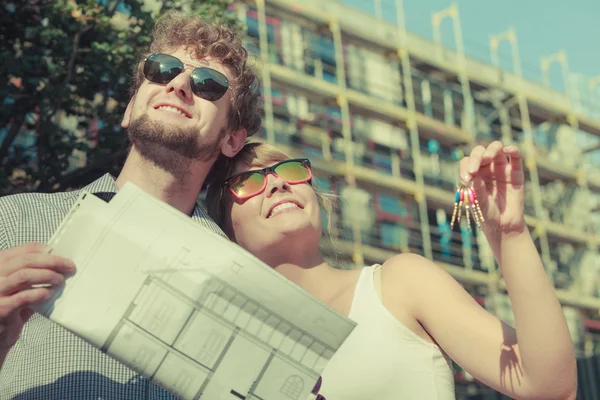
[339,0,599,109]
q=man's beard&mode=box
[127,114,225,177]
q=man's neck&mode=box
[115,149,213,215]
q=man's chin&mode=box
[126,114,224,174]
[133,141,193,177]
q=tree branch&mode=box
[0,116,26,164]
[63,30,81,89]
[36,115,47,177]
[107,0,121,17]
[52,147,127,191]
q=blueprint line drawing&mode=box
[41,183,356,400]
[101,274,337,399]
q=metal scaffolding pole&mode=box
[330,18,365,266]
[432,3,475,140]
[541,50,570,99]
[589,75,600,116]
[256,0,276,144]
[490,28,554,281]
[495,100,514,145]
[395,0,432,260]
[373,0,383,19]
[541,50,596,252]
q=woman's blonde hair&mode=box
[205,140,336,238]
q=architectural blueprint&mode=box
[38,183,356,400]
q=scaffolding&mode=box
[239,0,600,392]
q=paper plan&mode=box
[39,183,356,400]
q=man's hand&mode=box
[0,243,75,355]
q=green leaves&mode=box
[0,0,237,194]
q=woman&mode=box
[205,140,577,400]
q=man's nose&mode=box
[165,70,193,100]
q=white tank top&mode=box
[318,265,456,400]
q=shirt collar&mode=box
[72,173,213,223]
[80,173,119,195]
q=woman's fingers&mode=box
[502,144,524,171]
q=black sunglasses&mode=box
[143,53,229,101]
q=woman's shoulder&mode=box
[379,253,452,301]
[381,253,441,277]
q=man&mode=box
[0,11,261,398]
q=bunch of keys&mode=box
[450,184,485,231]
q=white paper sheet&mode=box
[39,183,356,400]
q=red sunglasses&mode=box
[223,158,313,200]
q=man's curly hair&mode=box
[129,11,261,136]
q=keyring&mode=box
[450,184,485,230]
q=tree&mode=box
[0,0,237,195]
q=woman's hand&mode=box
[459,141,526,236]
